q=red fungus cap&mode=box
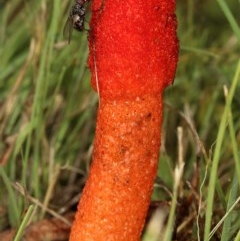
[89,0,179,100]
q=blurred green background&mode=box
[0,0,240,240]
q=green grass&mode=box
[0,0,240,240]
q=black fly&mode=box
[63,0,88,44]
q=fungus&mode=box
[69,0,179,240]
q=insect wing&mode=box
[63,17,73,44]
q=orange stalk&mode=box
[69,0,178,240]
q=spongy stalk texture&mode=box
[70,96,163,241]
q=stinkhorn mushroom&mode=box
[69,0,179,240]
